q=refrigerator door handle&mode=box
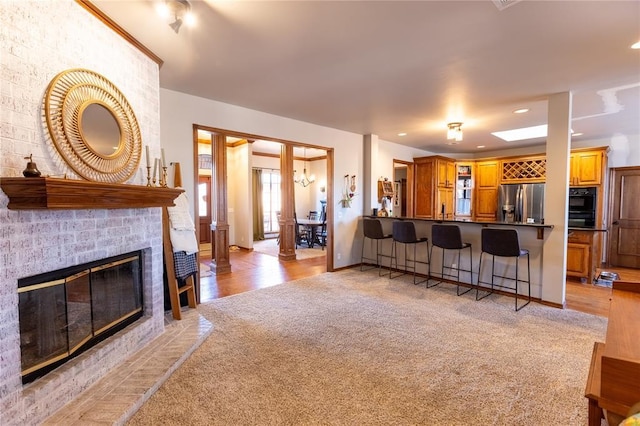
[516,186,523,223]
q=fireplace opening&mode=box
[18,250,144,384]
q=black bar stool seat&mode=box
[390,221,430,285]
[360,219,393,276]
[476,228,531,311]
[430,224,474,295]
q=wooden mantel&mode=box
[0,177,183,210]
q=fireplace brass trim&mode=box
[69,335,94,356]
[22,352,69,377]
[44,68,142,183]
[93,307,142,336]
[92,256,139,272]
[17,278,65,293]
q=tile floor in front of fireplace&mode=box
[42,309,212,425]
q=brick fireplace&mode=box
[0,1,166,423]
[0,204,166,425]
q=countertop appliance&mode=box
[498,183,545,224]
[568,187,597,228]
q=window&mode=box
[261,170,281,234]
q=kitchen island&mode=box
[361,216,557,306]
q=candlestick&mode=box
[161,148,166,167]
[146,166,152,187]
[145,145,150,168]
[161,166,168,187]
[152,158,158,186]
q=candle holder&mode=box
[161,167,168,187]
[146,166,152,187]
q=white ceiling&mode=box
[93,0,640,155]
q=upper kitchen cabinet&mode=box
[414,155,455,219]
[569,147,607,186]
[500,155,546,184]
[437,157,456,188]
[475,160,499,222]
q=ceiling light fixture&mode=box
[294,149,315,187]
[513,108,530,114]
[447,122,463,142]
[631,41,640,49]
[156,0,195,34]
[397,132,407,137]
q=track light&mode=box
[156,0,195,34]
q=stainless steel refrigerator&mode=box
[498,183,545,224]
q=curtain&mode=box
[252,169,265,241]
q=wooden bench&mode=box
[585,281,640,425]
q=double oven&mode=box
[568,187,597,228]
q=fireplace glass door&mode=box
[18,251,143,384]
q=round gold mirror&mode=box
[79,102,123,158]
[44,69,142,183]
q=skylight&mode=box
[492,124,548,142]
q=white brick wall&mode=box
[0,1,164,424]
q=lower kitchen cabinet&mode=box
[567,230,599,283]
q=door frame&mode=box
[192,124,334,273]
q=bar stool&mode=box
[429,224,473,295]
[476,228,531,311]
[360,219,393,276]
[390,221,430,285]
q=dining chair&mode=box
[294,212,309,248]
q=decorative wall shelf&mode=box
[0,177,183,210]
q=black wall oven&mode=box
[568,187,597,228]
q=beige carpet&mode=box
[128,269,606,425]
[253,238,327,260]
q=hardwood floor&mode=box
[198,246,639,318]
[198,248,326,301]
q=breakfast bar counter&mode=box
[360,216,558,306]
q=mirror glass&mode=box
[81,103,121,156]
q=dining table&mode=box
[296,218,324,248]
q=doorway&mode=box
[198,176,211,244]
[608,166,640,268]
[193,126,334,273]
[393,159,414,217]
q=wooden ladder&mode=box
[162,162,197,320]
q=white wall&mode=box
[161,88,364,268]
[0,0,164,423]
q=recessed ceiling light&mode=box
[397,132,407,137]
[477,145,485,149]
[632,41,640,49]
[513,108,530,114]
[572,132,584,137]
[492,124,547,142]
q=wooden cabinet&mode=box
[437,158,456,188]
[500,155,546,183]
[414,155,455,219]
[474,160,499,222]
[567,230,598,283]
[570,149,604,186]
